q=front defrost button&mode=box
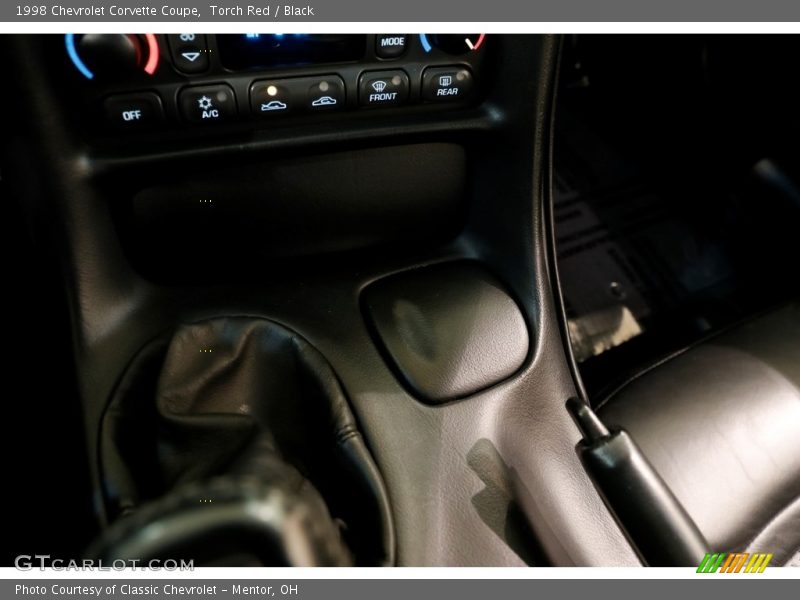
[359,70,409,107]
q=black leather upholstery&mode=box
[599,303,800,565]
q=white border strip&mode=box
[4,22,800,33]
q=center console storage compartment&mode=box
[112,143,467,280]
[363,262,530,403]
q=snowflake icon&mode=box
[197,96,213,110]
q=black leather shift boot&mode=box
[97,317,393,566]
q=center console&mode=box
[4,34,640,566]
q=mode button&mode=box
[375,34,408,59]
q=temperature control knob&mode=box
[420,34,486,55]
[66,34,160,80]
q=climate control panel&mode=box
[60,33,489,135]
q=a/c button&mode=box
[179,84,237,124]
[103,92,165,130]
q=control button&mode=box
[359,70,409,107]
[103,92,165,130]
[422,66,474,102]
[305,76,345,112]
[179,85,237,124]
[375,35,408,59]
[167,34,209,74]
[250,80,295,117]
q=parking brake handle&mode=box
[566,398,710,567]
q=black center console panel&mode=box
[114,142,466,280]
[3,34,639,566]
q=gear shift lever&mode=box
[96,317,393,566]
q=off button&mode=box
[422,66,474,102]
[103,92,165,130]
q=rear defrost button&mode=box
[422,66,474,102]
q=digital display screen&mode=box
[216,34,366,70]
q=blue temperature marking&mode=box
[419,34,432,53]
[65,34,93,80]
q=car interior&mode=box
[2,33,799,567]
